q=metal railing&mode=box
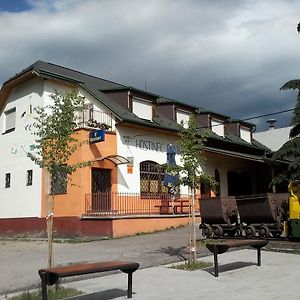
[77,109,115,131]
[84,192,200,216]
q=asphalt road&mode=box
[0,225,210,296]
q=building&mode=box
[0,61,277,238]
[254,120,292,151]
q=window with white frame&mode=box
[211,119,224,137]
[176,110,190,128]
[132,98,152,121]
[4,108,16,133]
[240,126,251,143]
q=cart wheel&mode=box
[202,225,213,238]
[245,225,256,238]
[258,225,270,238]
[213,225,224,238]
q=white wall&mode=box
[116,126,191,194]
[0,78,44,218]
[43,81,116,130]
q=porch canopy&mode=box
[93,155,130,165]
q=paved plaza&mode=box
[3,248,300,300]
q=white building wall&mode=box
[43,81,116,130]
[0,78,44,218]
[116,127,192,194]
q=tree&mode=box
[28,90,91,267]
[273,82,300,184]
[167,115,215,263]
[272,22,300,185]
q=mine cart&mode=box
[199,196,239,238]
[235,193,289,238]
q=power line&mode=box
[241,108,295,122]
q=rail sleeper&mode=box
[38,260,140,299]
[205,239,268,277]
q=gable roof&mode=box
[0,60,272,157]
[1,61,178,131]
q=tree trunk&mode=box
[47,194,54,268]
[188,187,197,263]
[45,171,54,268]
[191,188,197,263]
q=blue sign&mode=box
[89,129,105,144]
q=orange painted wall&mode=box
[41,128,117,217]
[111,215,200,238]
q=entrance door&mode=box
[92,168,112,211]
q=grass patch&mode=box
[171,260,213,271]
[9,286,83,300]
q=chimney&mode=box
[266,119,276,130]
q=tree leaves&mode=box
[166,115,215,191]
[27,90,91,193]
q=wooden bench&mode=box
[38,260,140,299]
[205,239,268,277]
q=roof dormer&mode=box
[157,97,198,128]
[225,120,255,143]
[196,110,229,138]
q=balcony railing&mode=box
[77,109,115,131]
[84,192,200,216]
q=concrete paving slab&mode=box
[35,249,300,300]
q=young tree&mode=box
[167,115,215,263]
[28,90,91,267]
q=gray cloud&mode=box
[1,0,300,131]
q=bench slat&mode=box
[39,261,139,278]
[206,239,268,254]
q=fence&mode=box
[85,192,200,216]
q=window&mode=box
[140,161,168,196]
[5,173,10,188]
[4,108,16,134]
[26,170,33,186]
[211,119,224,137]
[51,166,67,195]
[176,110,190,128]
[240,126,251,143]
[132,98,152,120]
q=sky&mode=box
[0,0,300,132]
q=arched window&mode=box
[140,161,168,196]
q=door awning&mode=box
[93,155,130,165]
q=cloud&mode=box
[1,0,300,131]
